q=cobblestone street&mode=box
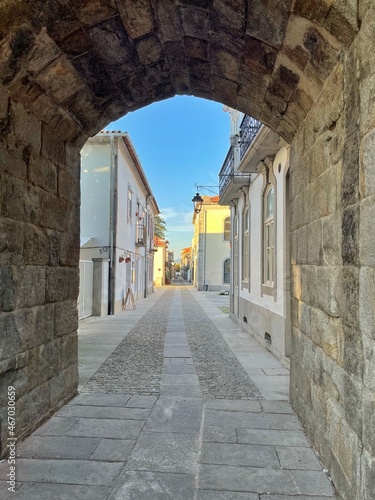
[0,284,337,499]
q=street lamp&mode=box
[192,192,204,213]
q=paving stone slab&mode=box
[33,416,78,436]
[197,491,259,500]
[199,465,335,496]
[205,410,302,430]
[58,404,150,420]
[0,480,22,499]
[162,364,198,374]
[276,446,322,470]
[260,496,335,499]
[16,436,100,460]
[200,442,279,468]
[0,459,123,486]
[161,374,200,385]
[69,393,131,407]
[66,418,144,439]
[237,429,310,447]
[289,470,336,496]
[8,482,111,500]
[143,396,203,434]
[205,399,262,412]
[163,357,194,364]
[160,384,203,397]
[127,432,199,474]
[260,401,294,414]
[109,470,195,499]
[90,439,135,461]
[199,464,301,494]
[125,395,158,408]
[203,425,238,443]
[164,348,193,358]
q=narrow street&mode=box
[1,284,336,499]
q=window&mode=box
[263,186,275,288]
[242,206,249,283]
[223,258,230,284]
[224,217,231,241]
[127,189,132,222]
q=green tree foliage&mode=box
[155,214,167,239]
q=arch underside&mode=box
[0,0,358,145]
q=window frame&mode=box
[223,216,231,241]
[223,257,230,284]
[241,204,250,288]
[261,165,277,298]
[127,189,133,223]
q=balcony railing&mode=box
[240,115,262,159]
[136,222,147,246]
[219,147,251,197]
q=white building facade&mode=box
[219,110,291,365]
[80,131,159,316]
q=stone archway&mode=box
[0,2,374,499]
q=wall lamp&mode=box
[192,192,204,213]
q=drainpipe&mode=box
[144,194,151,299]
[108,136,117,315]
[203,209,207,291]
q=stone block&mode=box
[49,362,78,408]
[135,34,163,65]
[27,340,60,389]
[360,128,375,198]
[41,122,65,167]
[306,219,322,265]
[363,334,375,393]
[0,309,35,361]
[180,6,209,39]
[337,265,359,327]
[59,333,78,371]
[29,185,68,232]
[68,267,80,300]
[359,195,375,267]
[0,218,24,266]
[316,266,340,317]
[28,156,57,194]
[326,400,361,495]
[59,232,80,266]
[11,100,41,153]
[322,212,342,266]
[0,266,16,311]
[360,446,375,500]
[46,267,69,302]
[117,0,154,39]
[342,205,359,265]
[65,143,81,177]
[15,381,50,437]
[359,266,375,340]
[15,266,46,309]
[23,223,49,265]
[54,300,78,338]
[1,174,31,223]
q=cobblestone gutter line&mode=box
[181,289,263,400]
[81,292,173,395]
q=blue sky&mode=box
[107,96,230,260]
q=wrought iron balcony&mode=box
[219,146,251,205]
[239,115,262,159]
[136,222,147,246]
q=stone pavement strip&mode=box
[0,285,337,499]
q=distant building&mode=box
[181,247,192,281]
[79,131,159,317]
[191,196,231,291]
[219,109,290,364]
[153,236,168,286]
